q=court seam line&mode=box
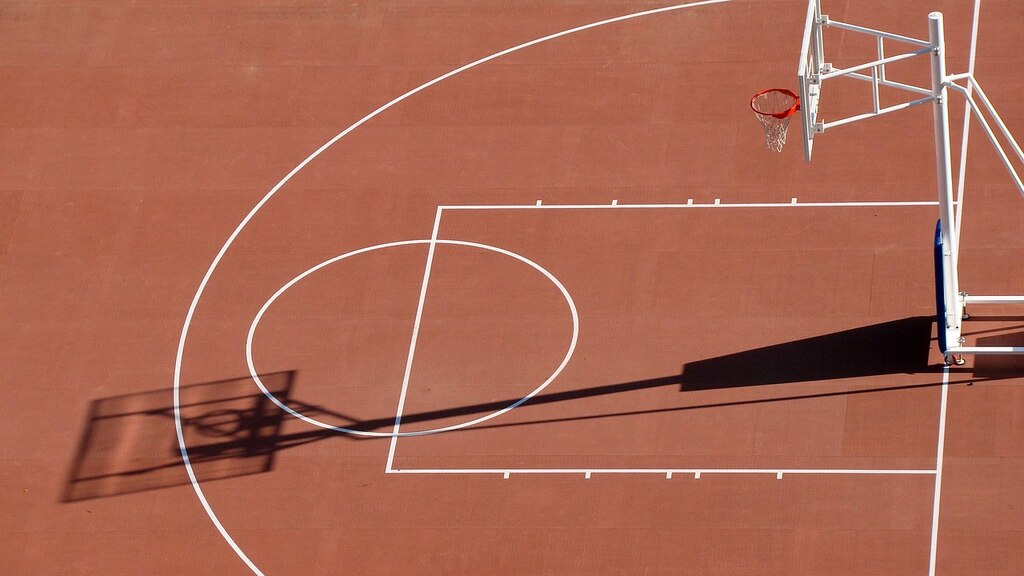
[386,206,444,472]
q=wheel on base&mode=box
[944,353,966,366]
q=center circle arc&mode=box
[246,238,580,437]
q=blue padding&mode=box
[933,219,948,353]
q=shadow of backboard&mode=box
[680,317,936,390]
[62,372,294,502]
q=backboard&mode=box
[798,0,826,161]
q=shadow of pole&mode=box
[65,317,1016,501]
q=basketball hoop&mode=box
[751,88,801,152]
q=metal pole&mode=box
[929,12,962,350]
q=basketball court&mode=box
[3,1,1024,575]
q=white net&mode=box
[752,90,800,152]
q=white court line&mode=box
[934,2,977,570]
[388,467,938,476]
[439,200,942,211]
[175,2,739,569]
[396,200,950,479]
[168,1,957,574]
[385,207,444,471]
[954,0,982,246]
[928,366,951,576]
[245,238,580,438]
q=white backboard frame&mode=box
[798,0,825,162]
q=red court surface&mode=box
[3,1,1024,575]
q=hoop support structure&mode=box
[798,5,1024,363]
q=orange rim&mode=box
[750,88,801,119]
